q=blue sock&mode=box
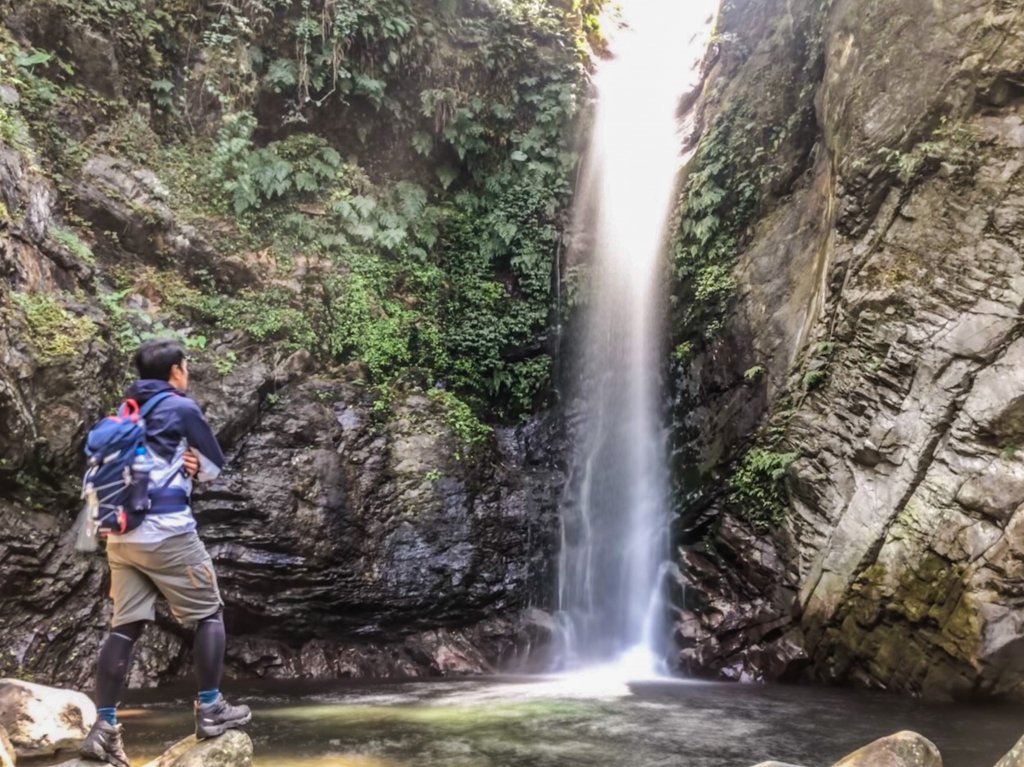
[98,707,118,726]
[197,689,220,705]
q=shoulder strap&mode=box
[138,390,177,420]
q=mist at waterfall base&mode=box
[555,0,716,675]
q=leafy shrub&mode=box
[729,447,799,529]
[210,113,343,215]
[7,0,603,426]
[428,388,492,457]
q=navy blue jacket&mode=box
[124,379,225,480]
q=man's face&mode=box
[170,358,189,392]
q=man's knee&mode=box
[109,620,147,644]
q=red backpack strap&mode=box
[117,399,140,422]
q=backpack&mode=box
[80,391,176,539]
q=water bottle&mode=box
[129,446,154,513]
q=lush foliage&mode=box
[669,102,808,344]
[49,226,94,264]
[876,118,982,186]
[668,7,828,534]
[1,0,602,422]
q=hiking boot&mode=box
[194,694,252,739]
[80,719,130,767]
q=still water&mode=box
[35,676,1023,767]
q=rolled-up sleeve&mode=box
[180,400,226,481]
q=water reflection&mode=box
[30,677,1023,767]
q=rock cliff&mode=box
[0,0,589,686]
[672,0,1024,700]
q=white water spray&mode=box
[557,0,716,676]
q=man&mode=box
[80,339,251,767]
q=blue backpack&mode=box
[80,391,175,537]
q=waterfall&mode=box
[557,0,716,674]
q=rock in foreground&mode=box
[54,730,254,767]
[832,731,942,767]
[995,733,1024,767]
[0,724,15,767]
[0,679,95,757]
[142,731,253,767]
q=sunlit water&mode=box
[29,678,1024,767]
[557,0,718,669]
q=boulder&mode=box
[995,733,1024,767]
[142,730,254,767]
[53,732,254,767]
[0,724,14,767]
[0,679,95,757]
[831,731,942,767]
[751,762,807,766]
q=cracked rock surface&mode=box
[0,136,564,689]
[672,0,1024,699]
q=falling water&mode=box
[557,0,716,674]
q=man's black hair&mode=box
[134,338,186,381]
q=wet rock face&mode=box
[0,147,119,490]
[192,380,563,677]
[673,0,1024,699]
[0,144,565,685]
[0,357,564,685]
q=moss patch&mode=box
[49,226,94,264]
[11,291,98,364]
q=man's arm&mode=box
[180,400,226,482]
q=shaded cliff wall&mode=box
[671,0,1024,700]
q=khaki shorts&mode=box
[107,532,223,627]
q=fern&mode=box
[730,448,799,529]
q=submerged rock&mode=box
[142,731,253,767]
[0,679,95,757]
[831,732,942,767]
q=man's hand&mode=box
[182,449,200,478]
